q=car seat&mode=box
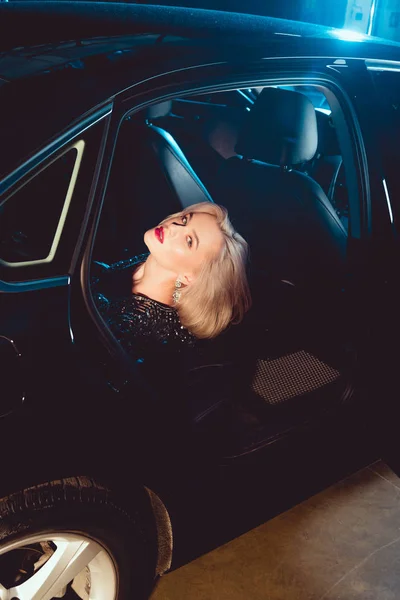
[214,87,348,289]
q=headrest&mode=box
[146,100,172,120]
[235,87,318,166]
[315,110,340,156]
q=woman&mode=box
[93,202,251,359]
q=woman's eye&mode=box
[181,215,188,225]
[187,236,193,248]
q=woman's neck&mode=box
[132,254,176,306]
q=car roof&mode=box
[2,2,400,70]
[1,2,400,179]
[0,1,400,51]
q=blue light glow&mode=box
[367,0,377,36]
[330,29,366,42]
[315,108,332,115]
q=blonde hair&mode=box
[159,202,251,339]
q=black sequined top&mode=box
[92,253,196,360]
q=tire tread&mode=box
[0,476,160,598]
[0,476,141,538]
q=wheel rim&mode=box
[0,532,117,600]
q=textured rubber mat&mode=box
[251,350,341,404]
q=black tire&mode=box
[0,476,159,599]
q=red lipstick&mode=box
[155,227,164,243]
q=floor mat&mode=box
[251,350,341,404]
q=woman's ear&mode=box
[180,272,195,286]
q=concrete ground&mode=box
[152,460,400,599]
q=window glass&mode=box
[282,85,331,112]
[94,82,350,272]
[0,148,78,266]
[0,114,106,283]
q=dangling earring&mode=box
[172,278,182,304]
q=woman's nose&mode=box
[168,225,177,239]
[170,222,183,239]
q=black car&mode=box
[1,3,400,598]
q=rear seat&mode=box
[150,98,246,199]
[152,95,346,228]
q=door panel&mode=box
[0,112,109,498]
[365,64,400,468]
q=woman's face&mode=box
[144,210,224,283]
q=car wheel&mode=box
[0,476,160,599]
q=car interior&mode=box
[91,83,357,460]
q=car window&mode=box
[190,89,256,108]
[254,86,331,112]
[93,82,350,273]
[0,111,108,283]
[285,85,331,112]
[0,146,81,267]
[369,69,400,227]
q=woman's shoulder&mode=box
[106,293,196,350]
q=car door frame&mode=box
[0,102,114,499]
[358,59,400,469]
[80,53,388,465]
